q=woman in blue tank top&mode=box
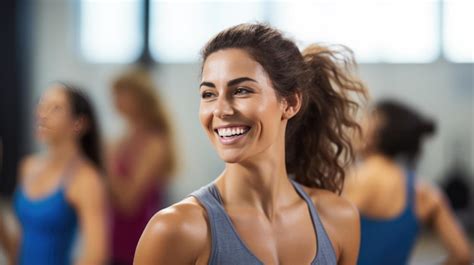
[344,100,472,264]
[135,23,369,264]
[4,84,108,265]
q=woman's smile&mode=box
[214,125,252,145]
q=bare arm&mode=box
[0,208,16,265]
[134,199,210,265]
[108,136,167,213]
[334,199,361,265]
[311,188,361,265]
[69,166,109,265]
[419,183,473,264]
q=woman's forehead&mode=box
[202,48,268,83]
[41,85,68,104]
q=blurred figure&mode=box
[344,100,472,264]
[1,138,16,265]
[8,84,108,265]
[1,205,16,265]
[107,69,176,265]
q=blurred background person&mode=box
[7,84,108,265]
[0,139,16,265]
[106,69,176,265]
[344,100,472,264]
[0,213,15,265]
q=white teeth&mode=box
[217,127,249,137]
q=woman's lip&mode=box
[213,124,251,130]
[215,127,251,145]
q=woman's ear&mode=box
[74,116,89,136]
[281,90,302,120]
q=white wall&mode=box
[28,0,473,202]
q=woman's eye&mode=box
[201,92,215,99]
[234,88,251,95]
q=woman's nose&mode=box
[213,96,234,118]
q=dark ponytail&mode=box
[287,45,367,194]
[374,100,436,165]
[59,83,104,173]
[201,23,368,194]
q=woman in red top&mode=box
[106,69,176,265]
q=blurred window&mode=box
[78,0,472,63]
[79,0,143,63]
[443,0,473,62]
[149,0,267,63]
[271,0,439,63]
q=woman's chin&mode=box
[218,150,246,164]
[35,133,48,143]
[36,133,58,145]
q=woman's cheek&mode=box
[199,105,213,132]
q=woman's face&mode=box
[35,85,78,144]
[113,88,139,119]
[199,48,289,163]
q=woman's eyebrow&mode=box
[199,81,215,88]
[200,77,257,89]
[227,77,257,87]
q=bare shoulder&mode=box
[416,179,444,203]
[18,154,41,182]
[72,161,104,189]
[135,196,211,264]
[304,186,360,224]
[302,185,360,259]
[67,161,105,204]
[415,179,447,222]
[343,165,379,203]
[143,196,208,242]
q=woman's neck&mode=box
[364,153,405,172]
[124,114,152,134]
[47,139,80,165]
[215,132,299,220]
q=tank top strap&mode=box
[290,180,337,263]
[189,183,221,262]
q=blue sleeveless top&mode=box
[190,179,337,265]
[14,159,78,265]
[357,169,420,265]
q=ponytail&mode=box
[287,44,367,194]
[374,100,436,165]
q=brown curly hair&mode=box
[201,23,368,194]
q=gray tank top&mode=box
[190,179,337,265]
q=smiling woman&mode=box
[135,23,368,265]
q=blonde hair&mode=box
[112,68,177,177]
